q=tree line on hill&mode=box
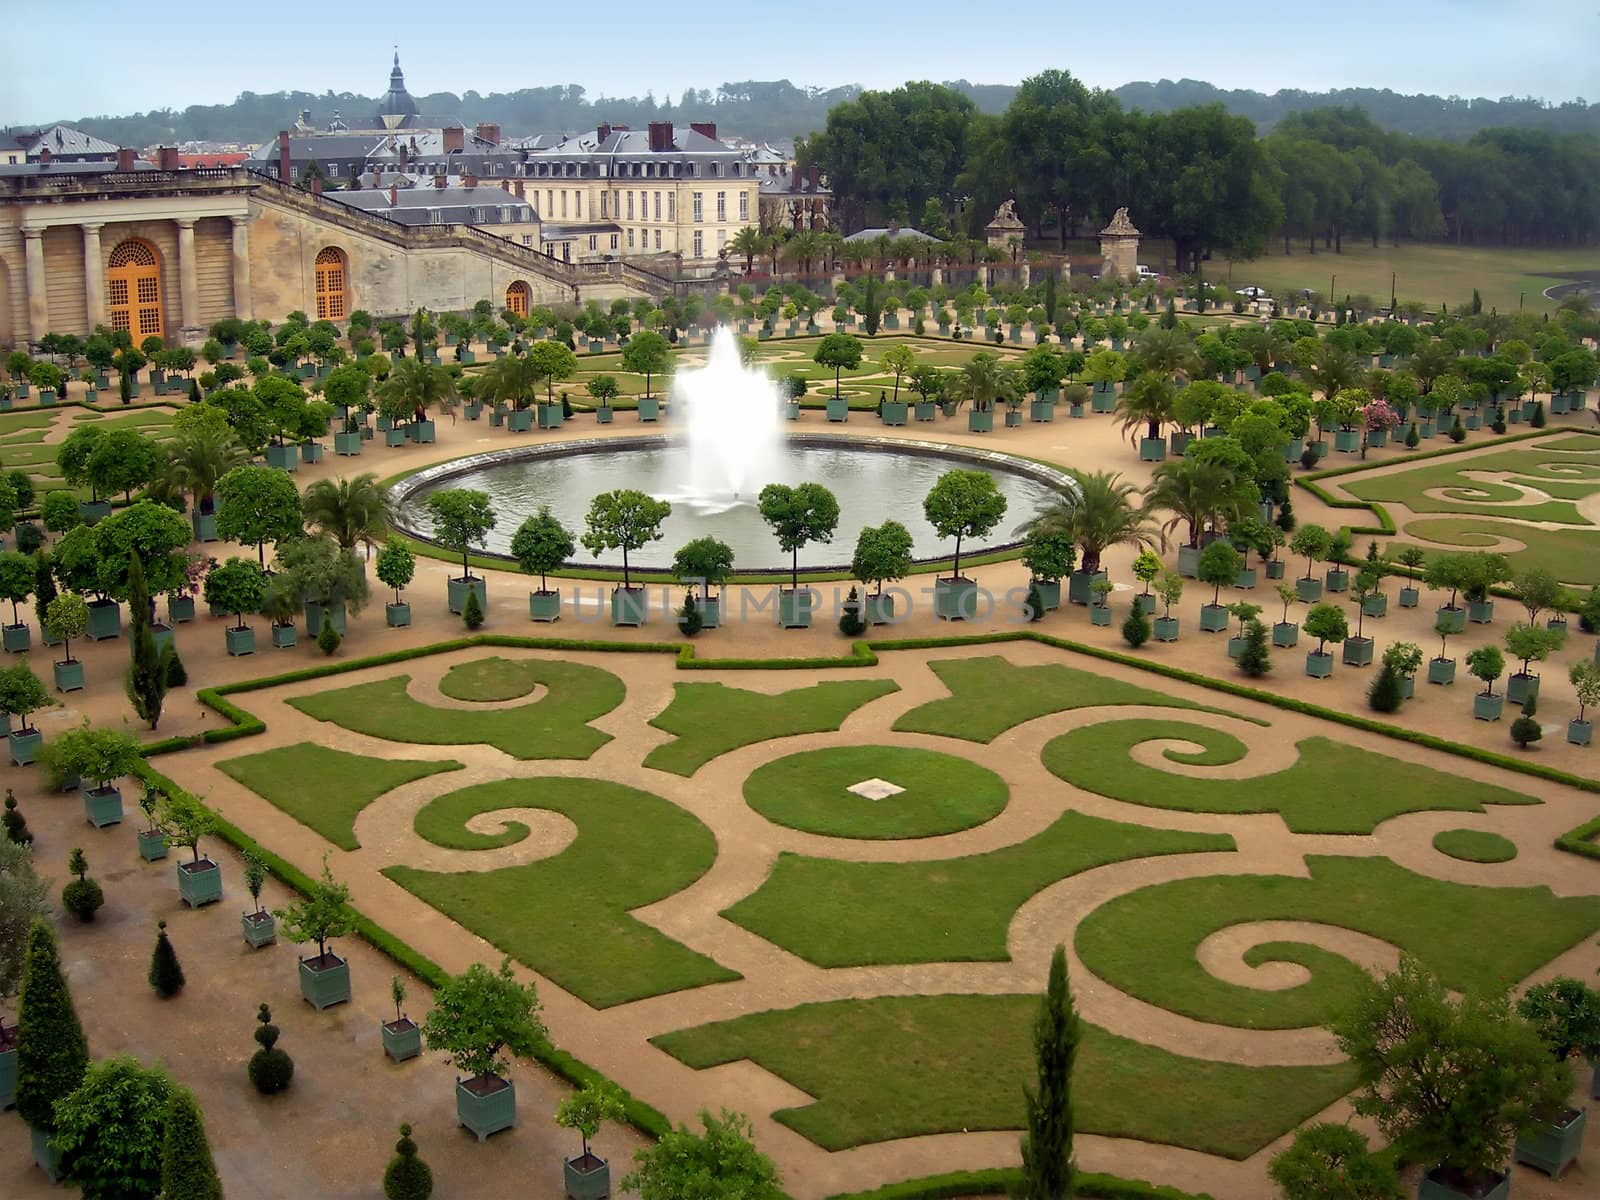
[799,73,1599,268]
[45,74,1595,151]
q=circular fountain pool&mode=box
[390,435,1071,573]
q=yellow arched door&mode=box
[314,247,347,320]
[107,240,163,340]
[505,281,530,318]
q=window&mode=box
[717,228,728,250]
[709,162,719,177]
[521,235,532,246]
[609,234,619,250]
[667,192,675,221]
[717,191,726,222]
[313,246,347,320]
[692,230,703,258]
[561,190,568,218]
[693,192,703,222]
[428,208,442,223]
[653,191,661,221]
[492,162,502,175]
[328,162,340,177]
[739,190,748,222]
[654,229,661,250]
[601,191,608,218]
[588,235,597,250]
[628,229,635,249]
[107,239,163,339]
[575,192,582,218]
[626,191,634,220]
[547,190,554,217]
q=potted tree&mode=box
[205,557,267,656]
[672,536,735,630]
[1132,549,1162,615]
[757,483,840,628]
[45,593,89,691]
[1425,553,1470,633]
[1467,644,1506,721]
[135,784,168,861]
[0,661,50,764]
[1272,583,1300,648]
[261,573,301,649]
[1429,614,1459,685]
[43,724,140,828]
[922,469,1006,621]
[1396,545,1425,607]
[848,522,912,626]
[382,976,423,1063]
[425,489,496,615]
[278,535,367,641]
[1384,641,1424,701]
[1088,577,1114,626]
[585,375,618,424]
[555,1081,626,1200]
[1153,570,1183,642]
[1343,563,1382,666]
[1290,525,1331,603]
[1302,602,1347,678]
[0,551,34,653]
[1514,977,1600,1178]
[1569,660,1600,747]
[160,788,221,907]
[422,957,548,1142]
[1324,530,1353,593]
[1227,602,1263,660]
[620,330,670,421]
[1020,524,1075,614]
[1463,551,1512,625]
[376,538,415,628]
[1196,540,1242,632]
[813,333,862,423]
[275,857,355,1009]
[241,851,275,948]
[582,489,672,627]
[1504,622,1564,705]
[512,508,576,623]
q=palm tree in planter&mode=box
[556,1081,627,1199]
[756,483,839,628]
[1516,977,1600,1160]
[1032,469,1157,606]
[42,724,141,828]
[159,788,221,907]
[922,470,1006,621]
[277,534,368,640]
[422,956,548,1142]
[425,489,496,615]
[204,557,267,656]
[274,856,356,1009]
[1467,644,1506,721]
[512,508,577,623]
[1332,956,1566,1200]
[376,538,416,628]
[1504,622,1565,706]
[44,592,89,691]
[1195,540,1242,632]
[241,851,275,948]
[1272,583,1301,648]
[1290,524,1331,603]
[672,536,736,629]
[1019,524,1075,615]
[135,784,168,861]
[302,473,391,560]
[382,975,422,1063]
[583,489,673,627]
[0,661,51,765]
[1302,602,1347,678]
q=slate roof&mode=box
[15,124,119,159]
[843,226,941,242]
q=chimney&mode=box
[389,184,398,208]
[808,164,819,190]
[596,122,612,144]
[311,175,322,197]
[442,126,464,154]
[116,147,134,172]
[38,147,52,166]
[434,172,447,189]
[277,130,290,182]
[461,168,477,188]
[475,122,501,147]
[690,122,717,141]
[158,145,180,171]
[648,122,674,152]
[397,141,407,168]
[513,180,524,199]
[789,168,799,193]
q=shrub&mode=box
[1449,416,1466,443]
[1299,446,1318,471]
[166,650,188,688]
[3,787,32,844]
[1491,414,1507,435]
[316,619,342,656]
[149,920,185,998]
[1510,695,1542,750]
[1530,401,1547,428]
[14,918,89,1132]
[248,1003,294,1094]
[679,593,705,637]
[1368,663,1404,713]
[51,1055,173,1200]
[62,847,105,921]
[1404,423,1419,449]
[837,588,865,637]
[160,1087,224,1200]
[383,1123,433,1200]
[1268,1123,1402,1200]
[1237,620,1271,677]
[1121,606,1150,648]
[462,586,484,630]
[1025,582,1044,622]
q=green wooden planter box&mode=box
[1030,398,1056,422]
[1468,600,1495,624]
[1474,692,1504,721]
[1032,580,1062,613]
[507,409,534,432]
[137,829,169,861]
[177,858,222,907]
[564,1153,611,1200]
[1343,636,1374,666]
[826,397,850,422]
[694,595,721,629]
[1305,651,1334,678]
[1506,673,1539,705]
[456,1074,516,1141]
[1004,410,1023,427]
[1265,560,1286,580]
[1570,720,1593,747]
[1135,593,1157,615]
[31,1125,62,1182]
[448,576,487,616]
[381,1018,422,1063]
[529,590,562,622]
[0,1041,15,1111]
[595,406,613,424]
[1089,604,1112,626]
[299,440,324,463]
[225,625,256,656]
[1324,568,1348,593]
[266,443,299,472]
[1154,616,1180,642]
[386,602,411,628]
[1428,657,1456,685]
[54,658,85,692]
[298,954,352,1009]
[1399,586,1420,608]
[865,593,897,625]
[1417,1168,1510,1200]
[9,728,42,765]
[1235,568,1257,589]
[335,432,364,456]
[1367,429,1389,448]
[915,401,936,421]
[168,595,196,623]
[1138,437,1166,462]
[489,407,507,427]
[271,623,297,649]
[537,407,563,430]
[1091,387,1116,413]
[934,577,977,620]
[1437,606,1466,633]
[190,509,219,541]
[241,910,276,948]
[611,587,648,627]
[1361,593,1387,617]
[87,599,122,640]
[385,427,407,447]
[1067,570,1108,606]
[84,785,123,828]
[880,401,908,426]
[3,623,30,653]
[1198,604,1230,633]
[1334,430,1362,453]
[1170,431,1193,455]
[1272,621,1299,647]
[1227,635,1247,660]
[1177,546,1200,578]
[1280,438,1304,463]
[637,397,660,422]
[778,588,815,628]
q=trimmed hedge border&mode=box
[825,1168,1215,1200]
[1556,814,1600,862]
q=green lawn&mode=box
[1074,855,1600,1030]
[217,743,463,850]
[289,659,626,759]
[644,678,901,776]
[1344,447,1600,525]
[743,745,1007,839]
[1404,518,1600,586]
[724,811,1232,967]
[892,656,1243,744]
[0,410,54,436]
[1041,721,1536,834]
[438,655,550,701]
[1432,828,1519,863]
[387,777,739,1007]
[653,994,1355,1157]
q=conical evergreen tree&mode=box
[15,918,90,1133]
[382,1123,434,1200]
[1368,663,1404,713]
[1237,620,1272,677]
[149,920,186,998]
[160,1087,224,1200]
[3,787,33,844]
[125,552,170,731]
[1015,945,1079,1200]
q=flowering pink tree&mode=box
[1361,399,1400,433]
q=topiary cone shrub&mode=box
[248,1003,294,1094]
[149,919,185,998]
[61,848,104,921]
[1511,695,1543,750]
[316,619,342,656]
[15,918,90,1135]
[3,787,33,844]
[1121,605,1150,648]
[383,1123,433,1200]
[462,587,484,630]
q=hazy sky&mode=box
[3,0,1596,124]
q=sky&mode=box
[2,0,1596,124]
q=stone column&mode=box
[23,229,47,344]
[82,223,106,330]
[230,215,252,322]
[175,218,200,339]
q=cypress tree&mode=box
[461,587,484,630]
[15,918,90,1133]
[160,1088,224,1200]
[382,1123,434,1200]
[1121,606,1150,648]
[166,649,188,688]
[1025,582,1045,623]
[1015,945,1079,1200]
[125,552,170,730]
[149,919,186,998]
[1368,663,1404,712]
[1237,620,1272,677]
[1404,423,1420,449]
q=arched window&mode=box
[314,247,347,320]
[505,281,530,318]
[107,239,163,340]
